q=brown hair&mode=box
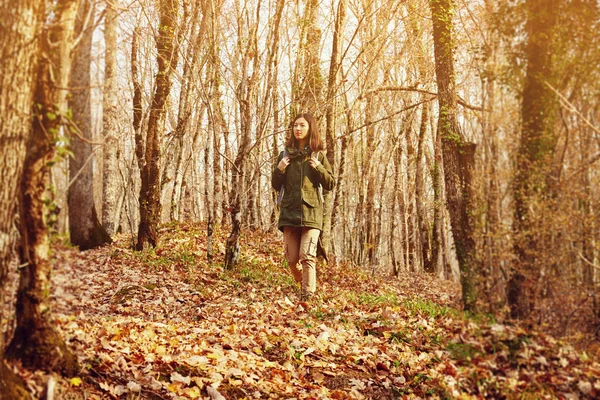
[285,113,325,152]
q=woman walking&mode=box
[272,113,335,301]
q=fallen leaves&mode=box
[4,222,598,399]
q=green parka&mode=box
[272,146,335,232]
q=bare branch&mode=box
[340,97,436,138]
[359,85,484,111]
[545,81,600,135]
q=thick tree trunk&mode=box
[136,0,180,250]
[430,0,477,310]
[6,0,80,377]
[102,0,120,235]
[509,0,561,319]
[0,0,45,395]
[69,0,111,250]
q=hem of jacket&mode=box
[278,222,323,233]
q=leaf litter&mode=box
[8,222,600,399]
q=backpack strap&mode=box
[276,149,289,205]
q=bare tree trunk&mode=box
[430,0,477,310]
[206,11,227,225]
[267,0,285,230]
[225,0,259,268]
[102,0,120,235]
[205,144,214,263]
[430,119,447,277]
[0,0,45,395]
[391,133,405,276]
[405,120,419,272]
[69,0,111,249]
[167,1,205,222]
[416,103,433,272]
[222,124,231,226]
[132,26,144,174]
[321,0,347,259]
[136,0,180,250]
[6,0,80,377]
[331,81,351,258]
[479,2,502,307]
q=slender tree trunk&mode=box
[509,0,561,319]
[136,0,180,250]
[212,112,223,224]
[168,2,205,222]
[331,77,351,233]
[6,0,80,376]
[225,0,258,268]
[267,1,285,229]
[321,0,347,259]
[480,3,501,307]
[397,139,408,273]
[416,103,433,272]
[390,138,402,276]
[69,0,111,249]
[102,0,120,235]
[132,27,144,174]
[205,144,214,263]
[222,123,231,226]
[405,121,419,272]
[430,0,477,310]
[0,0,45,395]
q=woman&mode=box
[272,113,335,300]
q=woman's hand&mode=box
[309,156,322,170]
[277,156,290,172]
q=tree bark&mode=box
[268,0,286,230]
[69,0,111,250]
[224,0,260,268]
[321,0,347,259]
[416,103,433,272]
[331,79,351,257]
[509,0,561,319]
[132,26,144,174]
[136,0,180,250]
[170,2,208,221]
[0,0,45,395]
[430,0,477,310]
[6,0,80,377]
[102,0,120,235]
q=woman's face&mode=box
[293,117,310,142]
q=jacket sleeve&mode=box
[271,152,285,191]
[315,152,335,191]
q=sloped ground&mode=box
[11,222,600,399]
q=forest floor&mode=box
[7,222,600,399]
